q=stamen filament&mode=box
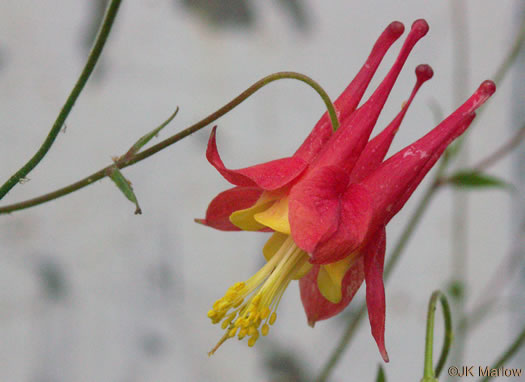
[207,236,310,353]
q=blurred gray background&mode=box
[0,1,522,381]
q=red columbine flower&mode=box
[197,19,495,360]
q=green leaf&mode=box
[126,107,179,157]
[449,170,508,189]
[375,365,386,382]
[108,167,142,214]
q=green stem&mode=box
[479,325,525,382]
[0,72,337,214]
[0,0,122,201]
[422,291,453,380]
[129,72,338,167]
[441,11,525,168]
[448,3,470,376]
[493,12,525,86]
[316,304,367,382]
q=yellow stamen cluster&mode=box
[207,236,309,355]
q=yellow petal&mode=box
[229,193,276,231]
[317,256,356,303]
[262,232,289,261]
[254,196,291,234]
[293,261,312,280]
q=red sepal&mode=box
[363,81,495,229]
[299,257,365,325]
[350,64,434,183]
[364,227,389,362]
[206,126,308,190]
[312,20,429,176]
[196,186,263,231]
[294,21,405,164]
[289,166,372,264]
[289,166,349,256]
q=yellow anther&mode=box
[207,236,310,352]
[228,327,238,338]
[233,282,245,291]
[261,307,271,319]
[238,328,247,340]
[248,332,260,347]
[224,293,237,301]
[213,300,228,311]
[223,312,236,324]
[252,295,261,306]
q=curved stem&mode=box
[0,72,337,214]
[422,291,453,379]
[128,71,338,167]
[0,0,122,200]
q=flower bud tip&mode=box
[411,19,429,37]
[415,64,434,82]
[387,21,405,38]
[479,80,496,96]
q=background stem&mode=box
[479,325,525,382]
[0,72,337,214]
[0,0,122,200]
